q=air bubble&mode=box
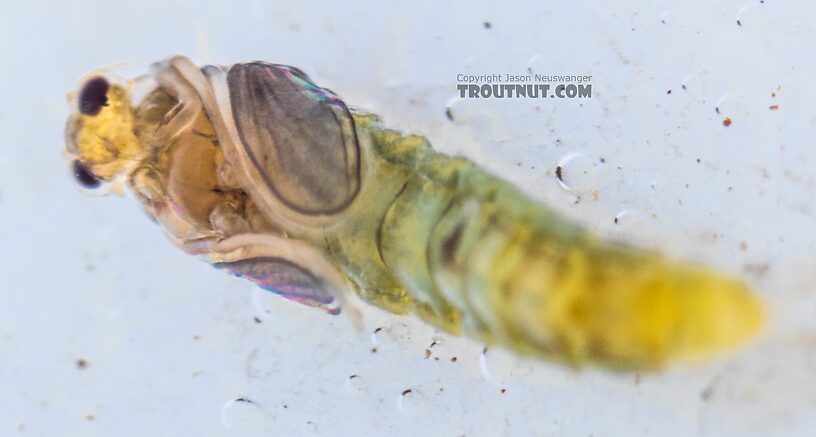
[251,288,274,322]
[445,95,459,121]
[370,323,413,353]
[479,347,514,387]
[220,397,266,430]
[303,421,320,434]
[555,152,599,195]
[345,374,366,395]
[715,94,731,114]
[614,209,636,225]
[526,54,542,74]
[736,4,758,27]
[612,210,655,235]
[397,389,429,416]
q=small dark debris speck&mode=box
[743,263,770,276]
[696,158,701,163]
[402,389,413,396]
[253,317,262,324]
[451,357,458,363]
[614,217,619,224]
[76,359,88,370]
[715,107,721,114]
[374,327,383,334]
[483,21,492,29]
[349,374,359,379]
[682,84,687,90]
[371,347,378,353]
[599,157,606,163]
[700,378,719,401]
[737,20,742,26]
[666,89,672,95]
[555,166,564,182]
[501,388,507,394]
[85,414,95,421]
[769,104,779,111]
[445,107,454,121]
[235,398,254,404]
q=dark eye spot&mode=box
[78,77,110,116]
[72,160,102,189]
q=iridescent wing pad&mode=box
[227,62,361,215]
[215,256,340,315]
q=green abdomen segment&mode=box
[376,137,763,369]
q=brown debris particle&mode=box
[75,359,88,370]
[85,414,96,422]
[743,263,770,277]
[722,117,732,127]
[769,104,779,111]
[425,349,432,359]
[700,376,720,401]
[740,241,748,251]
[450,356,458,363]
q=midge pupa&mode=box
[64,56,764,370]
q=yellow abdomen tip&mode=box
[530,247,765,369]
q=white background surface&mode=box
[1,1,815,436]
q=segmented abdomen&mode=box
[377,143,763,369]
